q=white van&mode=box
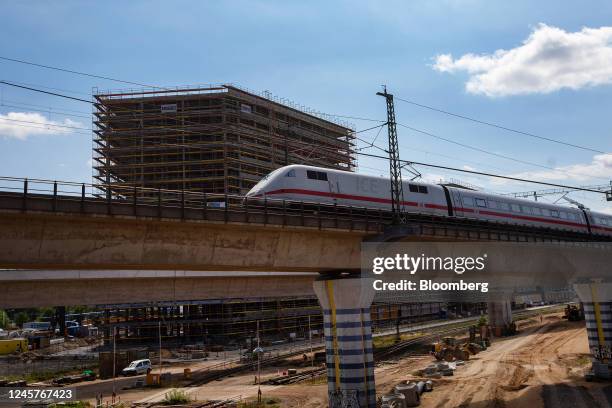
[121,359,152,376]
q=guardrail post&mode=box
[349,206,353,231]
[317,203,321,230]
[203,192,207,220]
[282,200,286,226]
[158,188,162,218]
[22,178,28,211]
[264,197,268,225]
[106,187,111,215]
[81,183,85,213]
[53,181,58,211]
[224,194,228,223]
[133,187,137,216]
[300,201,304,226]
[181,188,185,219]
[334,202,338,229]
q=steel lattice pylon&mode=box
[377,86,406,224]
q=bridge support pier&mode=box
[313,274,376,408]
[573,282,612,379]
[487,298,512,335]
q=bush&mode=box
[0,310,10,329]
[162,389,190,405]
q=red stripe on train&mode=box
[261,188,596,231]
[264,188,422,207]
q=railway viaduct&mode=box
[1,183,611,407]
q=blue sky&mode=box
[0,1,611,212]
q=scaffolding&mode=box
[92,84,356,196]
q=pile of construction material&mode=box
[421,360,466,378]
[381,380,433,407]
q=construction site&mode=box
[92,84,355,196]
[0,84,606,408]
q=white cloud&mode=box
[0,112,82,140]
[433,24,612,96]
[489,153,612,185]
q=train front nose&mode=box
[245,185,263,198]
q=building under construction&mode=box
[92,84,355,195]
[90,83,358,346]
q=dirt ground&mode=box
[79,312,611,407]
[266,313,612,408]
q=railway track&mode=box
[268,305,565,384]
[187,305,564,388]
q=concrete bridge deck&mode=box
[0,178,609,308]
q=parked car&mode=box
[121,359,152,376]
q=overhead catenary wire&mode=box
[396,122,609,182]
[0,80,91,103]
[0,117,92,131]
[0,56,162,89]
[0,102,91,119]
[2,55,607,157]
[357,151,609,195]
[3,76,550,175]
[2,113,607,196]
[2,77,608,195]
[395,96,607,154]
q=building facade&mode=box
[92,84,355,196]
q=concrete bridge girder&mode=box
[0,212,364,272]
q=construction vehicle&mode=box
[431,337,471,362]
[564,304,585,321]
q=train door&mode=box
[327,172,340,203]
[450,188,466,217]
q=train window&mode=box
[511,204,520,212]
[550,210,560,218]
[533,208,542,216]
[462,197,474,207]
[500,202,510,211]
[285,169,296,177]
[559,212,567,219]
[409,184,419,193]
[418,185,428,194]
[488,201,498,209]
[475,198,487,208]
[307,170,328,181]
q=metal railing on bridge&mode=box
[0,176,390,233]
[0,176,607,242]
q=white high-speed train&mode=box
[246,164,612,237]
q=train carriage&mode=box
[246,164,612,237]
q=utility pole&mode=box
[308,315,314,383]
[377,86,405,224]
[158,321,162,378]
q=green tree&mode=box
[14,311,29,328]
[37,308,55,321]
[0,310,10,329]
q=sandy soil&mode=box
[267,314,612,408]
[80,313,611,407]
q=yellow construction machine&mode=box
[431,337,483,362]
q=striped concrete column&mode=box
[574,283,612,378]
[313,274,376,408]
[487,298,512,329]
